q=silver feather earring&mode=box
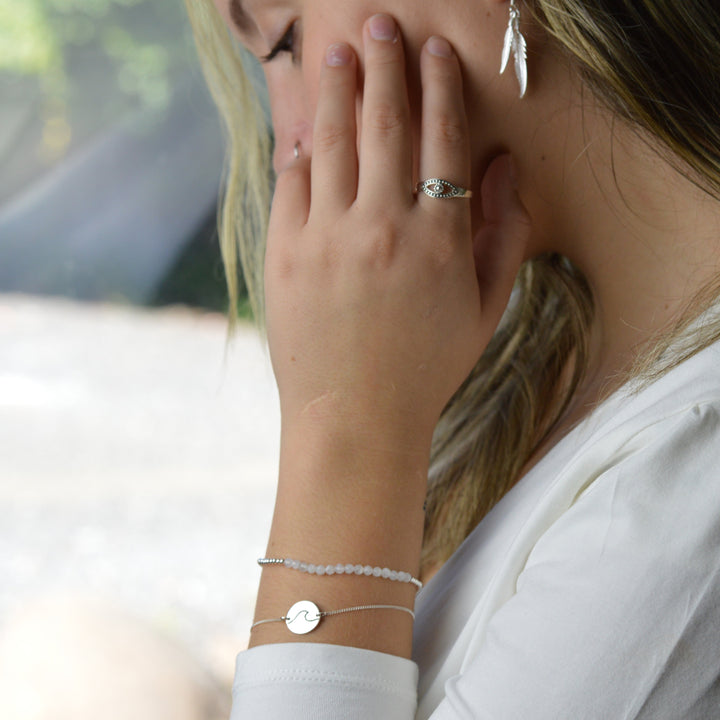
[500,0,528,98]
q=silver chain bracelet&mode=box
[250,600,415,635]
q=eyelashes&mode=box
[261,21,299,64]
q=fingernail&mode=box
[326,43,352,66]
[426,36,452,58]
[368,14,397,42]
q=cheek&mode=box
[268,10,428,170]
[265,64,317,172]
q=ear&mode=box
[472,156,529,321]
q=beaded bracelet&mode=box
[251,599,415,635]
[258,557,423,590]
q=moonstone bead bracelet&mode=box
[257,557,423,590]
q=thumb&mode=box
[472,154,530,322]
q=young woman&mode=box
[188,0,720,716]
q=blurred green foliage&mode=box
[151,211,252,319]
[0,0,253,314]
[0,0,196,164]
[0,2,57,74]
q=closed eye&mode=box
[261,22,298,63]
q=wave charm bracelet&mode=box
[257,557,423,591]
[250,600,415,635]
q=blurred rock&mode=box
[0,595,231,720]
[0,297,279,717]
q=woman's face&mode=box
[213,0,519,178]
[212,0,583,263]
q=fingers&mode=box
[268,159,311,239]
[310,43,359,212]
[312,19,467,217]
[417,36,471,215]
[357,14,413,205]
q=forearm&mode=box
[248,418,429,658]
[245,8,527,666]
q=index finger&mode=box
[310,42,359,214]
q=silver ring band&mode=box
[416,178,472,199]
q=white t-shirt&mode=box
[230,338,720,719]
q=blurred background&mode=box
[0,2,278,717]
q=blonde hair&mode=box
[185,0,271,328]
[185,0,720,569]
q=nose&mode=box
[265,67,314,174]
[272,122,313,174]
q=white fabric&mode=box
[231,339,720,719]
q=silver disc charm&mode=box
[285,600,322,634]
[416,178,472,199]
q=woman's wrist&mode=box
[248,419,429,656]
[276,413,432,511]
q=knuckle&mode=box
[367,102,406,136]
[427,239,455,270]
[367,51,403,72]
[358,214,400,266]
[430,113,465,148]
[265,248,295,283]
[314,122,350,153]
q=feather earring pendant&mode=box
[500,0,527,98]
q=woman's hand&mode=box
[265,13,528,453]
[252,14,529,655]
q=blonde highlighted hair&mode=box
[186,0,720,569]
[185,1,271,328]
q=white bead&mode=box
[372,567,382,577]
[307,564,316,574]
[381,568,391,578]
[390,571,399,581]
[299,563,308,572]
[283,558,292,567]
[345,564,354,574]
[398,572,408,582]
[290,560,300,570]
[363,565,373,576]
[335,564,345,574]
[354,564,364,575]
[315,565,325,575]
[325,565,335,575]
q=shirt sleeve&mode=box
[430,403,720,719]
[231,642,418,720]
[231,404,720,719]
